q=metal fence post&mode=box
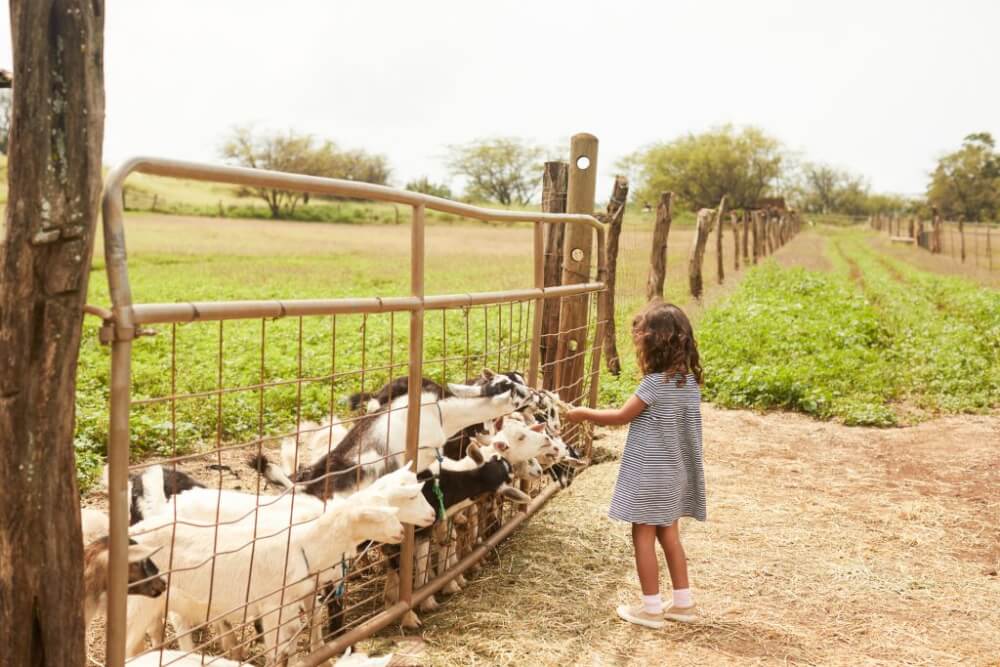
[399,204,425,608]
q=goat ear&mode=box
[467,443,484,465]
[529,422,546,433]
[127,543,162,563]
[499,484,531,504]
[447,383,481,399]
[481,368,495,380]
[493,417,504,431]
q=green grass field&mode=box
[699,228,1000,425]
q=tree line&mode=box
[1,86,993,221]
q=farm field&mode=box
[74,210,707,488]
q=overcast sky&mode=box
[1,1,997,198]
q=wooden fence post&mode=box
[714,195,727,284]
[540,161,568,391]
[741,210,750,264]
[959,218,966,262]
[555,134,599,404]
[0,1,105,664]
[751,210,760,263]
[646,192,673,301]
[731,211,740,271]
[601,175,628,376]
[688,208,714,299]
[932,207,942,253]
[987,226,993,271]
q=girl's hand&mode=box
[565,407,590,423]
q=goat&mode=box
[83,535,165,628]
[102,463,206,525]
[126,465,432,659]
[250,374,531,498]
[129,493,404,666]
[381,454,530,628]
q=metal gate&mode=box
[93,149,607,665]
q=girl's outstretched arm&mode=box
[565,395,647,427]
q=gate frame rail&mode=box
[97,155,606,665]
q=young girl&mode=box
[566,301,706,629]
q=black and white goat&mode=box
[250,373,532,498]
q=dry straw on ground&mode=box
[373,407,999,666]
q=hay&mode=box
[370,409,1000,666]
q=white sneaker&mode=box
[663,604,697,623]
[616,602,665,629]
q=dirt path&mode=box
[403,407,1000,666]
[868,233,1000,290]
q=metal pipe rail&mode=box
[99,154,606,666]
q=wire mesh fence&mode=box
[90,157,607,666]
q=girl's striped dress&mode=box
[608,372,706,525]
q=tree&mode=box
[0,2,105,665]
[927,133,1000,222]
[405,176,452,199]
[626,125,783,210]
[220,127,391,218]
[446,137,544,205]
[797,163,872,215]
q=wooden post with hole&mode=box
[646,192,673,301]
[540,161,568,391]
[731,211,740,271]
[601,175,628,376]
[555,134,599,405]
[688,208,714,299]
[714,195,727,284]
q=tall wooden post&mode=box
[601,175,628,376]
[932,207,942,254]
[714,195,727,284]
[741,210,750,264]
[751,210,760,263]
[540,161,568,390]
[646,192,673,301]
[987,226,993,271]
[959,218,966,263]
[731,212,740,271]
[688,208,714,299]
[0,2,105,665]
[555,134,598,404]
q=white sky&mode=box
[1,0,998,198]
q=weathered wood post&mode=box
[540,161,568,390]
[751,209,760,263]
[688,208,714,299]
[932,207,942,254]
[731,211,740,271]
[555,134,598,404]
[714,195,727,284]
[601,175,628,376]
[988,226,993,271]
[959,218,966,262]
[646,192,673,301]
[741,210,750,265]
[0,2,105,665]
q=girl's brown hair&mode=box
[631,300,703,385]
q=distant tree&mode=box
[220,126,390,218]
[0,89,10,154]
[405,176,452,199]
[927,133,1000,221]
[625,125,783,210]
[447,137,543,205]
[798,163,871,215]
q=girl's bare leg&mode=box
[656,521,690,591]
[632,523,660,595]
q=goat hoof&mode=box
[420,596,439,612]
[400,610,422,629]
[443,580,462,595]
[455,574,468,587]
